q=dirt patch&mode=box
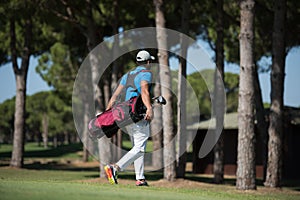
[148,178,214,189]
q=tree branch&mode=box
[20,16,32,74]
[50,8,87,36]
[203,26,216,52]
[42,0,87,35]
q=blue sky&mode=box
[260,48,300,107]
[0,45,299,107]
[0,57,52,103]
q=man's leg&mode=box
[116,121,149,171]
[132,122,149,180]
[134,154,145,180]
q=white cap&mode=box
[136,50,155,62]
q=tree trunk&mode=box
[253,65,268,181]
[85,1,112,177]
[53,135,58,148]
[236,0,256,190]
[42,113,49,148]
[151,78,163,170]
[64,132,70,145]
[111,0,122,162]
[154,0,176,181]
[264,0,286,188]
[111,0,120,91]
[177,0,190,179]
[10,16,31,168]
[83,101,90,162]
[213,0,225,184]
[10,75,27,168]
[100,76,113,175]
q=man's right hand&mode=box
[144,107,153,121]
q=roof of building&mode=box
[187,107,300,131]
[187,112,238,130]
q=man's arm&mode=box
[106,84,124,110]
[140,80,153,121]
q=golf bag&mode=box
[88,95,147,139]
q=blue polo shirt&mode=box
[120,66,152,101]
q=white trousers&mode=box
[116,120,149,180]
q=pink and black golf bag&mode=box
[88,95,166,140]
[88,68,166,140]
[88,95,147,139]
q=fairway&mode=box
[0,143,299,200]
[0,168,299,200]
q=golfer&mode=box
[104,50,155,186]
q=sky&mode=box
[260,48,300,107]
[170,40,300,108]
[0,44,299,108]
[0,57,52,102]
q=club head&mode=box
[153,96,166,105]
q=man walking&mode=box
[104,50,155,186]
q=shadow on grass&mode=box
[0,143,100,172]
[23,161,99,172]
[0,143,83,158]
[184,173,236,185]
[118,171,164,181]
[185,173,300,192]
[185,173,271,187]
[282,179,300,191]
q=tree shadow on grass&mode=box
[185,174,269,187]
[0,143,101,173]
[24,143,83,158]
[281,179,300,192]
[118,171,164,181]
[185,173,300,192]
[23,161,99,172]
[0,143,83,158]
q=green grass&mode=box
[122,140,153,152]
[0,168,299,200]
[1,143,299,200]
[0,179,207,200]
[0,179,201,200]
